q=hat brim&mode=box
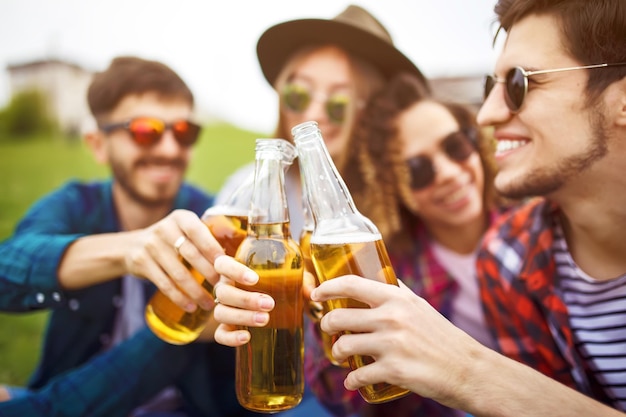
[257,18,427,87]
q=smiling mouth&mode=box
[140,162,183,180]
[496,139,529,155]
[440,185,468,206]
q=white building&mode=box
[6,59,93,135]
[430,74,485,109]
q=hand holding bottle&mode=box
[293,120,410,404]
[125,208,222,313]
[145,178,252,345]
[310,275,494,412]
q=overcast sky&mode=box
[0,0,502,133]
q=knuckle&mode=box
[158,279,177,295]
[127,249,145,266]
[170,268,188,284]
[212,304,224,321]
[333,338,349,358]
[324,310,340,329]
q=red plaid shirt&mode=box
[477,198,614,406]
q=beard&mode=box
[499,106,609,200]
[109,156,186,208]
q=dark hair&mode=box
[346,72,500,253]
[87,56,194,123]
[494,0,626,103]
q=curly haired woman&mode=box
[306,72,513,417]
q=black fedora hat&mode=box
[257,4,428,88]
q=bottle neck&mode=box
[300,176,315,231]
[250,154,290,226]
[294,129,357,224]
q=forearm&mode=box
[57,231,139,289]
[460,347,622,417]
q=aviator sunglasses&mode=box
[484,63,626,113]
[100,117,201,147]
[405,129,477,191]
[282,83,352,124]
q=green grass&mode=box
[0,122,264,385]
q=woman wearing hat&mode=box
[216,4,429,238]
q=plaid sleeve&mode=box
[477,201,577,385]
[0,184,90,311]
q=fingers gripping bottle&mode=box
[145,173,253,344]
[292,121,410,404]
[234,138,304,413]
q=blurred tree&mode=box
[0,89,57,139]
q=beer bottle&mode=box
[234,138,304,413]
[299,185,348,368]
[292,121,410,404]
[145,173,254,345]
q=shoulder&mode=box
[177,182,214,216]
[480,198,557,277]
[26,179,111,212]
[486,198,554,242]
[44,179,108,196]
[215,163,255,205]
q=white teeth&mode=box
[496,140,527,153]
[442,187,466,205]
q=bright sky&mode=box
[0,0,502,133]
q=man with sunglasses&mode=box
[0,56,253,416]
[212,0,626,415]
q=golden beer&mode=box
[300,227,349,368]
[145,211,248,345]
[310,232,411,404]
[235,222,304,413]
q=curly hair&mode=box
[345,72,501,254]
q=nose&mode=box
[432,152,465,185]
[153,129,182,155]
[303,94,329,124]
[476,82,511,128]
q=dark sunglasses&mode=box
[100,117,201,147]
[282,83,352,125]
[405,129,477,191]
[484,63,626,113]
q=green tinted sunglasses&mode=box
[282,83,351,125]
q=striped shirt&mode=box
[553,221,626,410]
[478,198,624,411]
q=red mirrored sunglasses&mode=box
[100,117,201,147]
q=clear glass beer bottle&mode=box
[234,138,304,413]
[299,186,348,368]
[292,121,410,404]
[145,173,254,345]
[145,141,297,345]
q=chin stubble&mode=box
[499,107,608,200]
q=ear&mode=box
[613,76,626,128]
[84,131,109,165]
